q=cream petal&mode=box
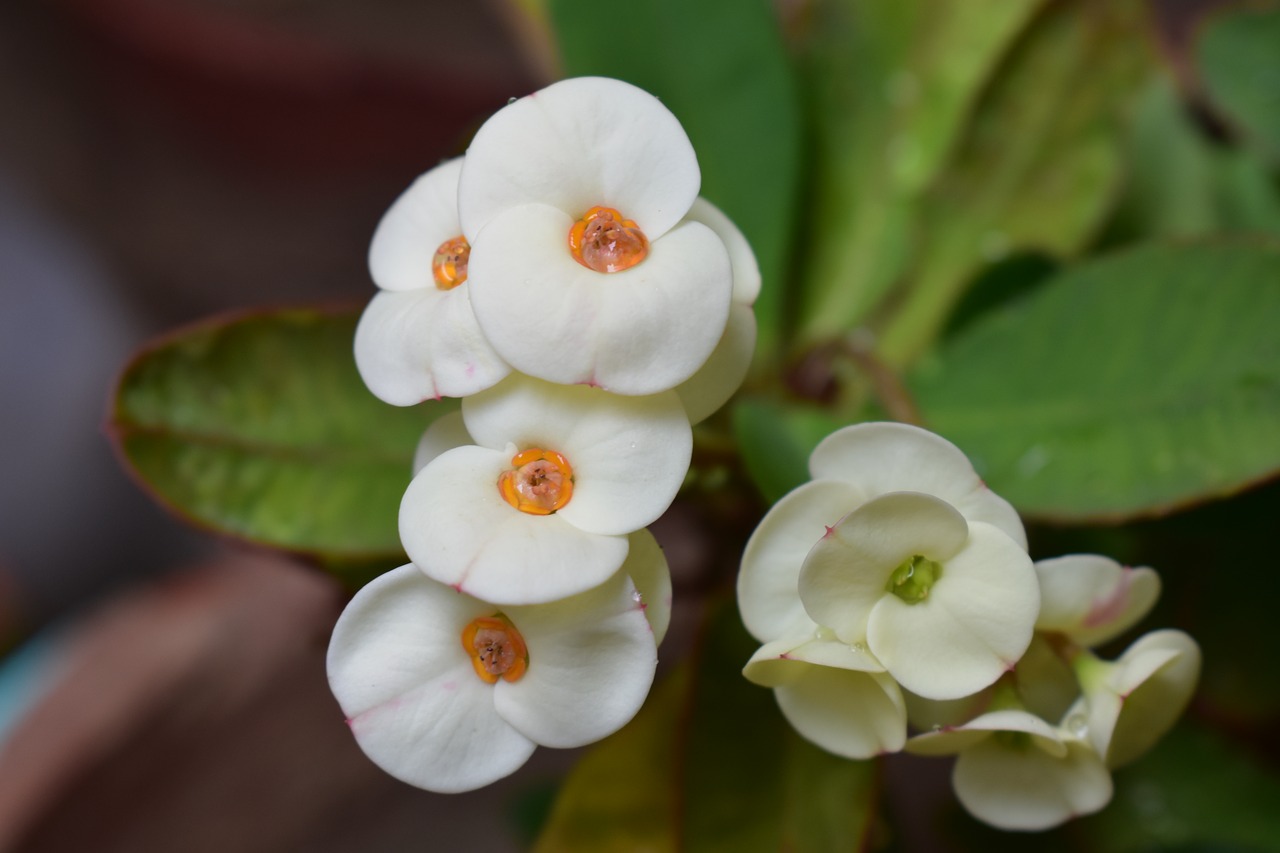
[353,288,510,405]
[1088,630,1200,768]
[1014,634,1082,725]
[462,375,692,535]
[773,664,907,759]
[459,76,699,241]
[620,529,673,646]
[737,480,863,642]
[808,423,1027,548]
[800,492,970,645]
[867,522,1038,700]
[413,411,473,476]
[368,158,466,293]
[1035,555,1161,647]
[467,205,732,395]
[743,632,884,688]
[952,736,1112,831]
[495,568,657,748]
[326,565,537,792]
[683,197,761,304]
[674,304,757,425]
[400,445,629,604]
[907,708,1064,758]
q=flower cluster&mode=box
[737,422,1200,830]
[328,76,758,792]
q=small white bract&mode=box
[1034,554,1162,648]
[400,373,691,605]
[327,545,666,793]
[907,709,1113,831]
[355,158,510,403]
[458,77,735,395]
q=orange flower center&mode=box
[568,206,649,273]
[461,614,528,683]
[498,448,575,514]
[432,236,471,290]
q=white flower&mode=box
[799,491,1038,700]
[743,630,906,759]
[672,198,761,424]
[907,709,1113,831]
[400,374,691,605]
[355,158,510,404]
[737,422,1027,645]
[457,77,734,395]
[327,561,659,793]
[1035,554,1161,647]
[1070,629,1201,769]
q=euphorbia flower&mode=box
[354,158,510,403]
[1035,554,1161,647]
[457,76,734,395]
[738,422,1027,645]
[907,709,1113,831]
[799,491,1038,700]
[400,373,691,605]
[327,558,660,793]
[1069,629,1200,769]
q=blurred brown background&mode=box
[0,1,573,849]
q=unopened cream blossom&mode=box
[327,558,661,793]
[400,374,691,605]
[458,77,734,395]
[1035,554,1161,648]
[354,158,509,404]
[1070,629,1201,769]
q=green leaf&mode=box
[109,308,448,562]
[535,598,878,852]
[796,0,1047,344]
[1108,77,1280,242]
[1079,723,1280,851]
[911,239,1280,521]
[877,0,1150,367]
[732,397,846,504]
[1198,4,1280,165]
[548,0,802,356]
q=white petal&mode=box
[683,197,761,304]
[495,568,656,748]
[674,304,757,425]
[413,411,473,476]
[467,205,732,395]
[800,492,970,645]
[744,631,884,688]
[737,480,862,642]
[867,522,1038,700]
[773,664,907,759]
[459,77,699,241]
[1014,634,1082,725]
[326,565,536,792]
[400,446,629,604]
[353,288,511,404]
[952,737,1112,831]
[1088,629,1200,769]
[907,708,1064,758]
[1035,555,1161,647]
[368,158,465,293]
[620,529,673,646]
[462,375,692,535]
[809,423,1027,549]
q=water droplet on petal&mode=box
[1066,713,1088,738]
